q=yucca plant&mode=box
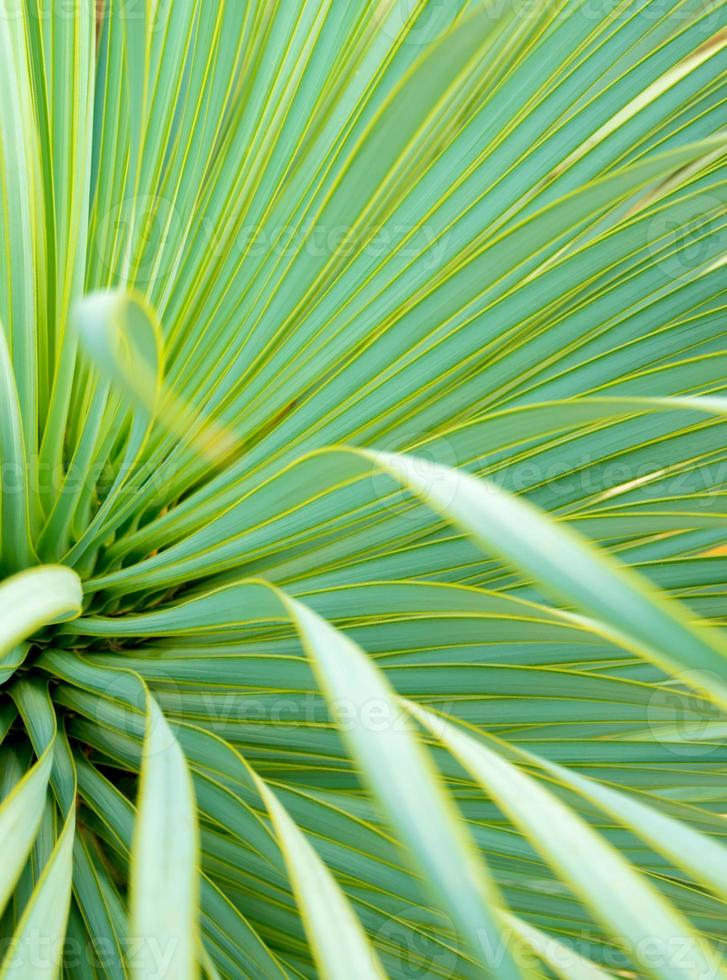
[1,0,726,977]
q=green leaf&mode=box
[407,701,726,980]
[73,289,162,419]
[0,566,82,659]
[2,2,727,974]
[503,914,615,980]
[0,647,30,688]
[473,726,727,906]
[0,0,43,463]
[0,804,75,980]
[254,775,385,979]
[0,746,53,917]
[367,449,727,710]
[283,592,531,976]
[129,694,200,980]
[0,327,33,573]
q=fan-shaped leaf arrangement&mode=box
[1,1,726,977]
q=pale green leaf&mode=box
[0,747,53,917]
[254,775,385,980]
[0,566,82,659]
[0,805,75,980]
[129,694,200,980]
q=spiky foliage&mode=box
[0,1,726,977]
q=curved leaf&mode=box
[129,694,200,980]
[0,805,76,980]
[0,566,82,659]
[0,747,53,917]
[254,775,386,980]
[407,701,726,980]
